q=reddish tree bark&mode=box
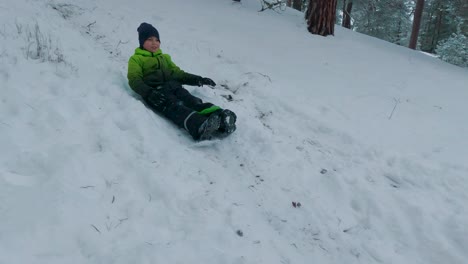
[409,0,425,49]
[306,0,338,36]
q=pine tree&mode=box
[435,33,468,67]
[419,0,463,53]
[349,0,412,46]
[409,0,425,49]
[305,0,338,36]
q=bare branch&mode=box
[388,97,401,120]
[91,224,101,234]
[259,0,287,12]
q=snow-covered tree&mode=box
[419,0,467,53]
[435,33,468,67]
[347,0,412,46]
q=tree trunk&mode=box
[342,0,347,26]
[306,0,338,36]
[395,19,402,45]
[459,0,468,33]
[428,1,442,53]
[342,1,353,29]
[434,9,443,50]
[409,0,425,49]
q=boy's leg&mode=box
[149,81,236,137]
[164,103,221,140]
[145,87,190,129]
[162,81,203,107]
[168,83,237,135]
[145,88,220,140]
[168,82,221,114]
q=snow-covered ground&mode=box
[1,0,468,263]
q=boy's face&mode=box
[143,36,160,53]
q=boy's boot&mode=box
[164,103,220,140]
[217,109,237,134]
[184,112,221,140]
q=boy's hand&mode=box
[200,77,216,87]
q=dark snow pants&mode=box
[144,81,217,129]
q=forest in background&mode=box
[262,0,467,67]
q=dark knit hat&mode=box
[137,22,160,48]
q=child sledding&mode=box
[127,23,237,140]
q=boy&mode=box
[127,23,236,140]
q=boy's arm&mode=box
[127,56,154,97]
[165,55,203,86]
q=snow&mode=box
[1,0,468,263]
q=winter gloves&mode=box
[198,77,216,87]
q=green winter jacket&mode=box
[127,47,202,97]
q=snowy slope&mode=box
[1,0,468,263]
